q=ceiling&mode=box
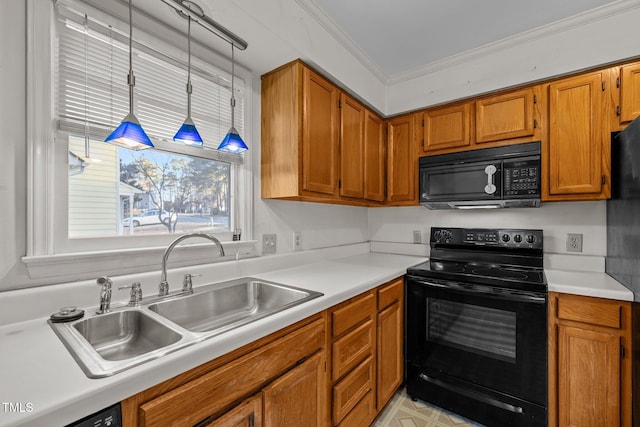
[305,0,615,79]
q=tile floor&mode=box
[373,388,485,427]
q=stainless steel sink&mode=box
[73,310,182,361]
[49,277,323,378]
[148,278,323,333]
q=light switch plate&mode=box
[413,230,422,244]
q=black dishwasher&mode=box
[65,403,121,427]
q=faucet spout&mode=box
[159,233,225,296]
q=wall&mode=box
[386,2,640,114]
[369,202,607,257]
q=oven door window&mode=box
[428,299,516,363]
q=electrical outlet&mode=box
[293,231,302,251]
[262,234,277,254]
[566,233,583,253]
[413,230,422,244]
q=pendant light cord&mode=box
[186,16,192,118]
[230,44,235,127]
[127,0,135,116]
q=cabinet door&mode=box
[377,300,403,410]
[363,110,385,202]
[476,88,535,143]
[619,62,640,124]
[210,395,262,427]
[421,103,471,152]
[340,94,365,199]
[263,351,325,427]
[558,325,620,427]
[386,115,417,204]
[547,71,609,198]
[302,67,339,196]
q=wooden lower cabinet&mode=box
[548,292,632,427]
[376,278,404,410]
[263,352,325,427]
[121,277,407,427]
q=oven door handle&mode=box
[419,374,524,414]
[409,278,546,304]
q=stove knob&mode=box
[501,234,510,242]
[526,234,536,244]
[514,234,522,243]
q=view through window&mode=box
[68,136,231,238]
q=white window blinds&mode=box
[55,2,245,154]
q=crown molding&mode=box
[294,0,388,83]
[296,0,640,87]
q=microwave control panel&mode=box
[503,158,540,196]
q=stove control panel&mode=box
[430,227,543,250]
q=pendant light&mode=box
[173,15,203,146]
[104,0,154,150]
[217,44,248,153]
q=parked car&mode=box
[123,209,170,227]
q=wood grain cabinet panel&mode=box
[386,114,417,205]
[558,325,620,427]
[332,355,374,425]
[263,352,325,427]
[210,395,263,427]
[546,70,610,201]
[332,291,375,337]
[548,292,632,427]
[475,88,535,144]
[376,278,404,410]
[618,62,640,125]
[363,110,386,202]
[302,67,340,197]
[337,390,375,427]
[339,93,365,199]
[420,103,471,152]
[332,319,374,381]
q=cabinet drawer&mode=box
[332,291,375,337]
[139,318,325,426]
[378,278,403,311]
[557,295,621,329]
[337,389,375,427]
[333,355,374,425]
[332,319,374,381]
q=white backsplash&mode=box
[368,201,607,256]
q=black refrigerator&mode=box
[606,115,640,427]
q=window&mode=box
[24,0,254,279]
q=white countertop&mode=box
[546,268,634,301]
[0,248,635,426]
[0,252,425,427]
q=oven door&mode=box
[405,276,547,421]
[419,160,502,206]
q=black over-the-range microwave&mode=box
[419,141,542,209]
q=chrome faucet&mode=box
[159,233,225,296]
[96,276,113,314]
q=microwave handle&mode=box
[484,165,497,195]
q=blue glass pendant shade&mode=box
[105,113,154,150]
[173,117,204,147]
[217,127,248,153]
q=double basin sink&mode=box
[49,278,323,378]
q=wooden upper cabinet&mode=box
[475,88,536,144]
[261,60,339,202]
[386,114,417,205]
[545,70,610,200]
[420,102,471,153]
[302,67,340,197]
[340,94,365,199]
[363,110,386,202]
[616,62,640,127]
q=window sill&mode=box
[22,240,259,283]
